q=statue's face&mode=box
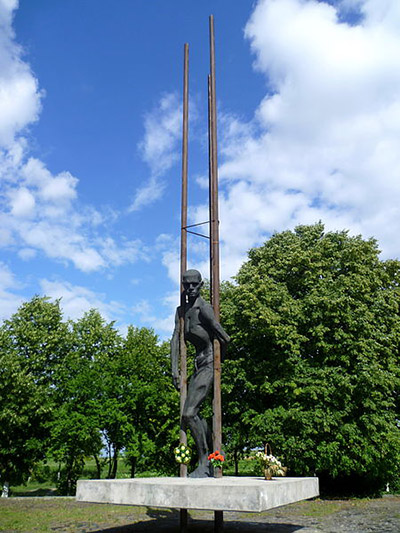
[183,272,202,301]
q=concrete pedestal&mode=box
[76,476,319,513]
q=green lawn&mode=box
[0,496,392,532]
[0,498,150,532]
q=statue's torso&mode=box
[184,300,213,364]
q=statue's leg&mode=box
[182,364,213,478]
[203,417,213,452]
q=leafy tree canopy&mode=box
[223,223,400,495]
[0,297,70,487]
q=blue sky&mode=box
[1,0,400,337]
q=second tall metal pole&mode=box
[179,42,189,533]
[209,13,222,473]
[209,14,224,533]
[180,41,189,477]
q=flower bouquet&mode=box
[248,444,286,480]
[208,450,225,469]
[174,443,192,465]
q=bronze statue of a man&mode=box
[171,269,230,478]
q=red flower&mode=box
[208,451,225,463]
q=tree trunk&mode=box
[93,455,102,479]
[106,443,113,479]
[130,456,137,479]
[1,481,9,498]
[66,458,74,496]
[110,447,119,479]
[234,449,239,477]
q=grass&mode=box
[295,498,367,517]
[1,496,399,532]
[0,498,150,532]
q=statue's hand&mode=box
[172,372,180,391]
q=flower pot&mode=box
[264,467,274,480]
[213,465,223,478]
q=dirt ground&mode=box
[1,495,400,532]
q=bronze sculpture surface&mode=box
[171,269,230,478]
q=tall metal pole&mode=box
[180,42,189,533]
[209,15,224,533]
[209,14,222,459]
[180,41,189,475]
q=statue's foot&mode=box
[188,464,212,478]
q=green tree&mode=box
[224,223,400,494]
[3,296,70,386]
[0,297,70,495]
[50,309,122,493]
[51,313,179,491]
[120,327,179,477]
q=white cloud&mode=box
[157,290,179,335]
[0,228,13,246]
[42,175,73,202]
[157,234,180,286]
[132,299,157,324]
[130,93,182,212]
[21,158,78,205]
[39,278,125,323]
[17,247,36,260]
[0,1,42,146]
[9,186,35,217]
[358,0,400,26]
[98,236,148,267]
[0,261,23,321]
[13,219,105,272]
[191,0,400,280]
[139,93,182,176]
[129,175,166,213]
[131,291,178,337]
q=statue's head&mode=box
[182,269,203,302]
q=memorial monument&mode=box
[76,16,319,533]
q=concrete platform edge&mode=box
[76,476,319,513]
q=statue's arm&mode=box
[200,301,230,346]
[170,307,180,390]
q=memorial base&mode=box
[77,476,319,531]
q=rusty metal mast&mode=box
[209,15,224,532]
[179,43,189,533]
[208,14,222,468]
[179,43,189,475]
